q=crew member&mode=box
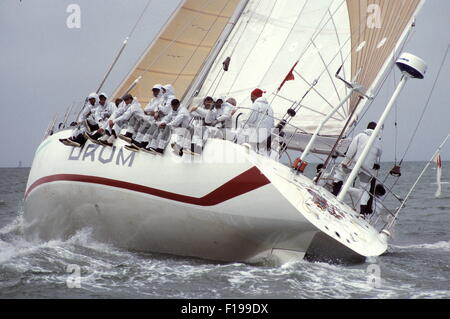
[332,122,382,211]
[119,84,163,143]
[100,94,142,146]
[244,88,274,154]
[143,99,190,155]
[59,92,99,147]
[85,93,117,142]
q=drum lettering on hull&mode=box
[68,145,135,167]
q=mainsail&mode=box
[113,0,243,105]
[195,0,424,138]
[113,0,424,153]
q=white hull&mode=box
[24,130,388,264]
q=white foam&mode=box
[393,241,450,251]
[0,212,24,236]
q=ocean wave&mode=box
[1,210,448,298]
[392,241,450,251]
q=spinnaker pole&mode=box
[337,53,427,202]
[96,37,129,93]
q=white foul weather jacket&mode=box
[205,102,233,128]
[246,97,274,130]
[94,101,115,123]
[157,84,176,116]
[162,106,191,128]
[343,129,382,174]
[144,91,164,114]
[113,99,143,124]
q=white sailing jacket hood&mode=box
[158,84,176,116]
[77,93,99,123]
[144,88,164,113]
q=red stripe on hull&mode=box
[24,167,271,206]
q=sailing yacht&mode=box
[24,0,427,264]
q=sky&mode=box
[0,0,449,167]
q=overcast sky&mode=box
[0,0,449,167]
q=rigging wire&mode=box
[398,40,450,165]
[204,0,261,97]
[307,4,420,140]
[128,0,153,38]
[269,0,348,115]
[172,1,230,85]
[345,25,417,138]
[275,0,392,130]
[115,0,214,100]
[102,0,153,90]
[376,41,448,189]
[226,0,279,95]
[74,0,153,121]
[379,39,449,214]
[314,14,420,183]
[328,7,348,98]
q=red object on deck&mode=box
[293,158,308,173]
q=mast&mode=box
[181,0,250,109]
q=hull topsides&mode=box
[23,130,387,264]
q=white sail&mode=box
[113,0,243,105]
[196,0,424,139]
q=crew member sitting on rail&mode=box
[161,84,176,114]
[91,98,127,145]
[119,84,163,143]
[59,92,99,147]
[208,96,235,129]
[85,93,117,142]
[143,99,190,155]
[122,84,169,151]
[187,97,236,155]
[130,102,173,153]
[187,96,215,155]
[190,96,214,122]
[125,85,178,152]
[99,94,142,146]
[124,83,177,151]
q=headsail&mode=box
[113,0,242,105]
[346,0,424,119]
[195,0,424,142]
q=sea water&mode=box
[0,163,448,298]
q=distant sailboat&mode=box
[25,0,434,264]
